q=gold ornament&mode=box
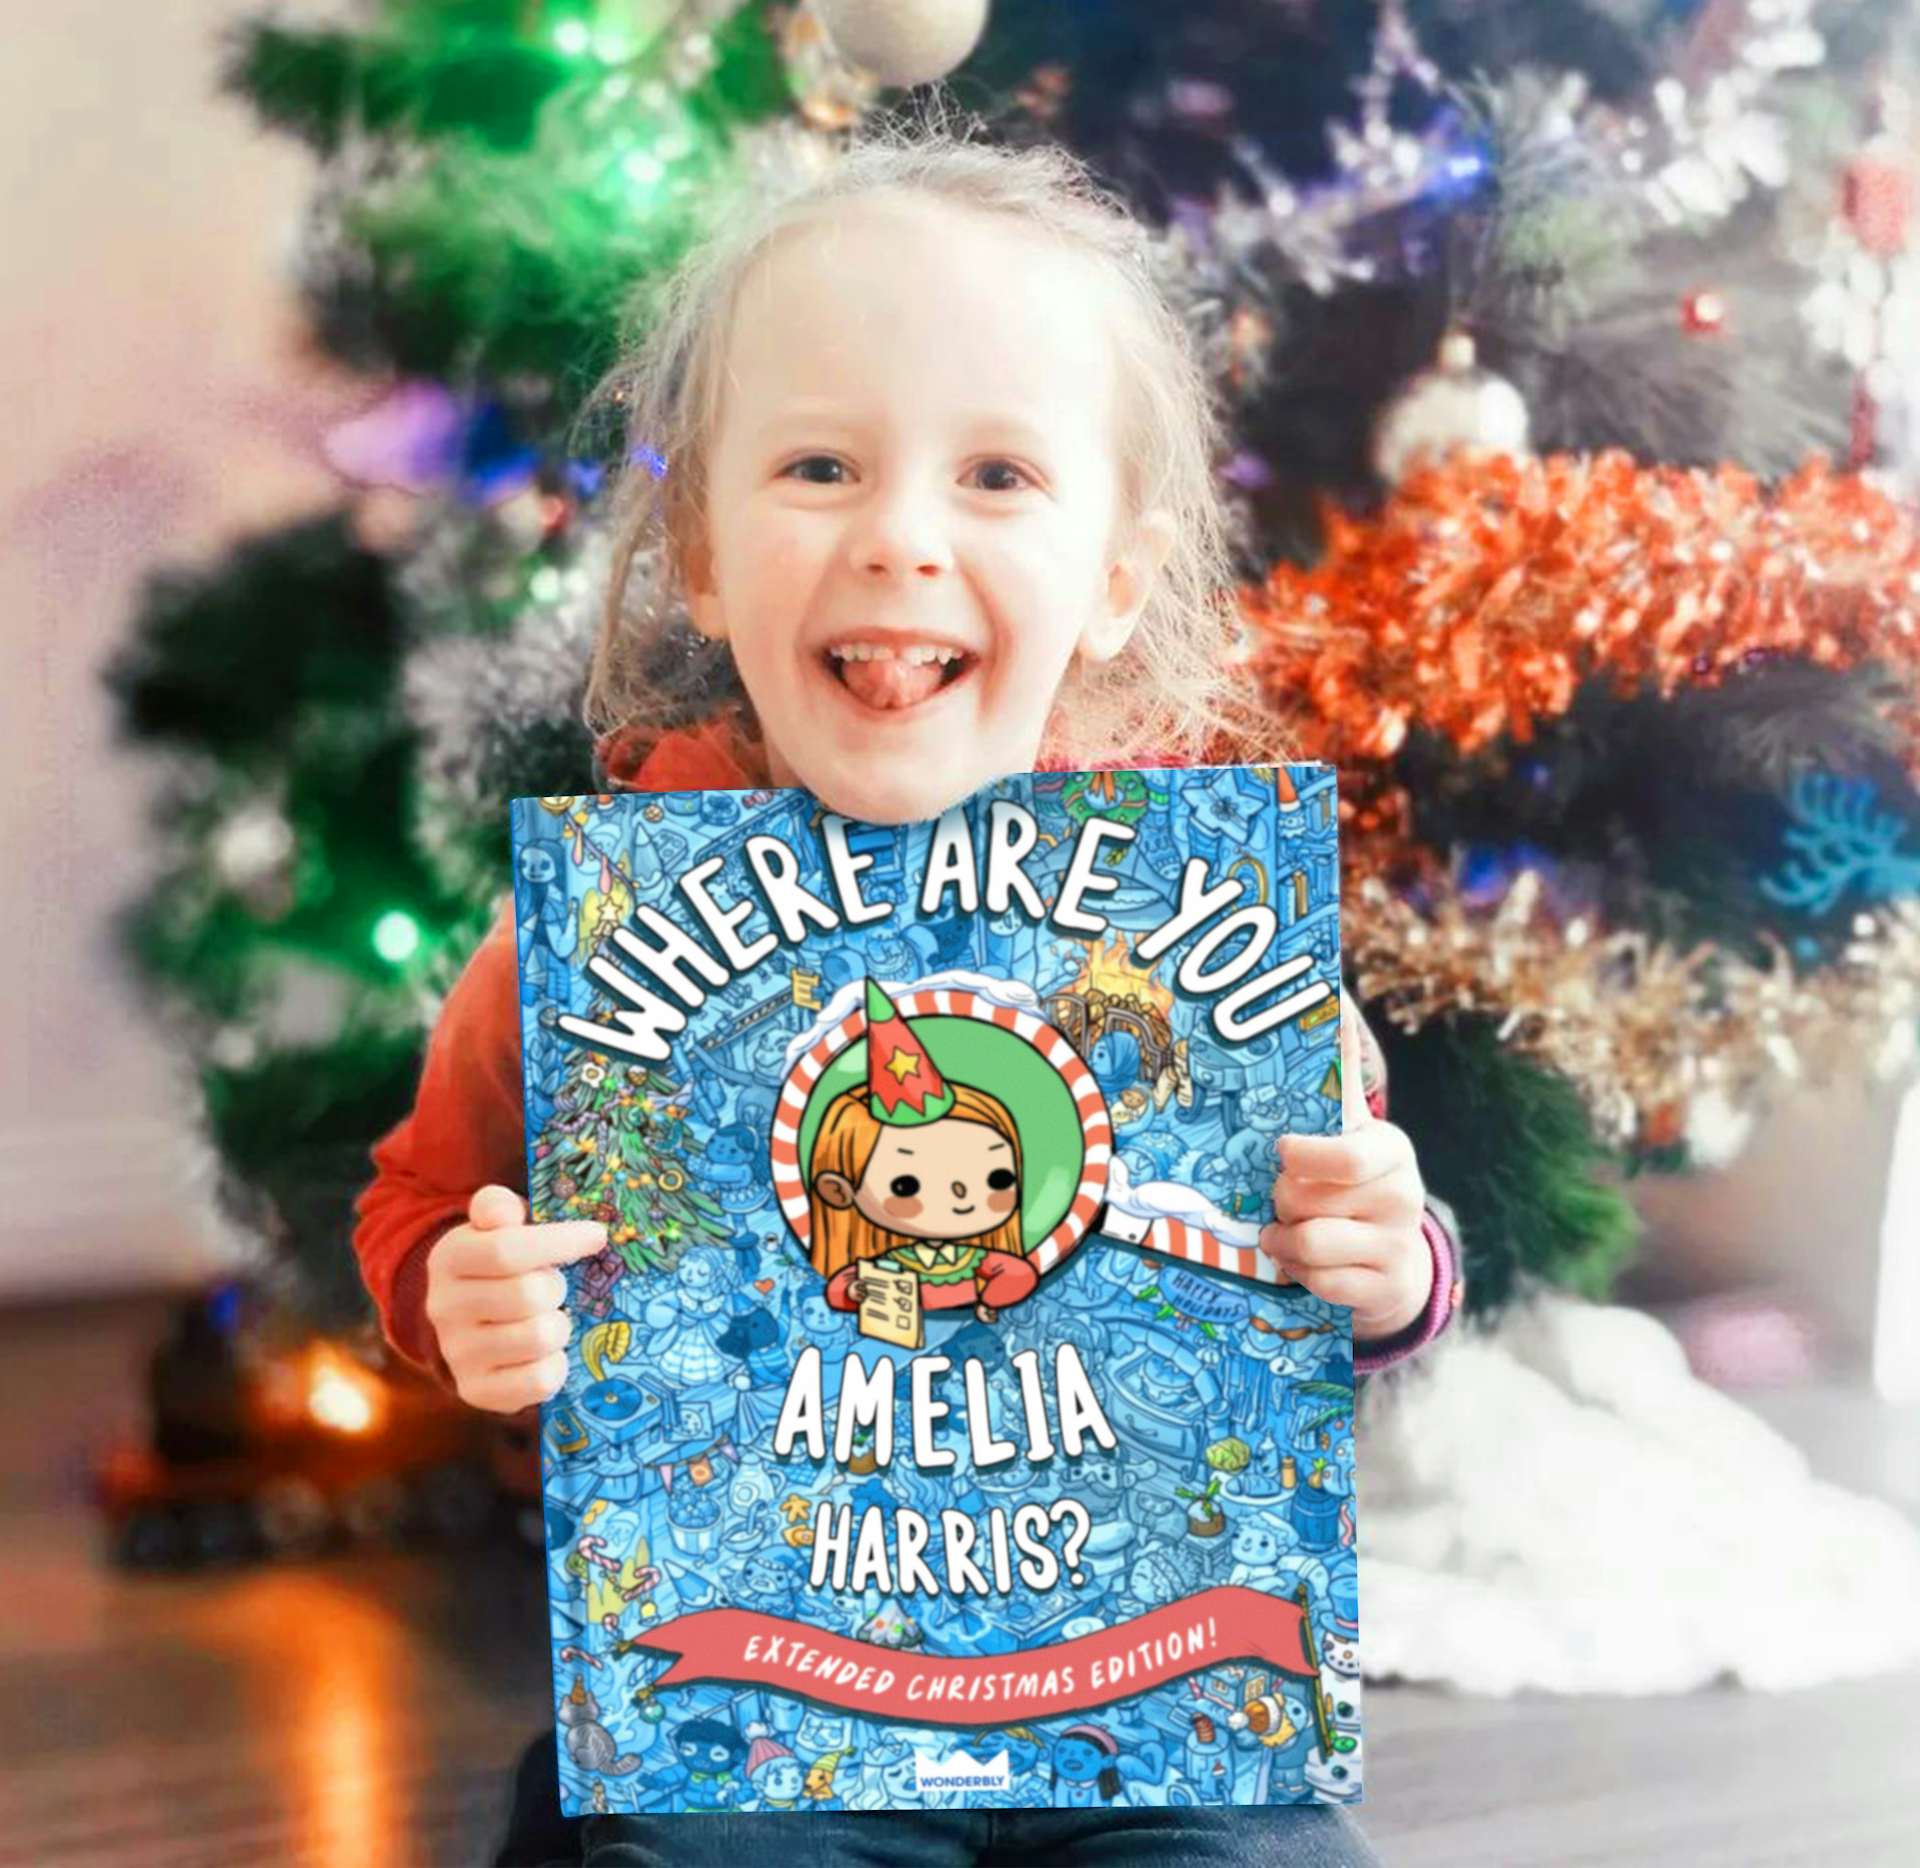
[1371,330,1530,486]
[779,1,880,129]
[1346,870,1920,1154]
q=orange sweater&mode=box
[351,721,1459,1380]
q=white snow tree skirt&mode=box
[1355,1291,1920,1694]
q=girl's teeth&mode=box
[828,642,964,710]
[827,642,965,664]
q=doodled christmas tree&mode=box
[531,1055,731,1283]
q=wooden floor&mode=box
[3,1297,1917,1867]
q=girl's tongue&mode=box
[830,646,956,711]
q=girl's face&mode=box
[685,195,1171,824]
[826,1114,1019,1242]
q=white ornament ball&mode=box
[814,0,990,88]
[1372,330,1531,486]
[207,1024,261,1072]
[1682,1085,1756,1171]
[212,803,295,889]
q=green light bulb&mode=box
[373,910,421,963]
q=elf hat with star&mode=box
[863,979,955,1127]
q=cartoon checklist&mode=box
[857,1262,924,1350]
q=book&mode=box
[509,766,1361,1816]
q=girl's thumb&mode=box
[1340,1006,1371,1135]
[469,1183,528,1230]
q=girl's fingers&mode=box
[1341,1010,1373,1133]
[1272,1168,1424,1230]
[462,1352,569,1415]
[440,1266,569,1324]
[1256,1224,1295,1280]
[1304,1266,1380,1313]
[1276,1121,1412,1188]
[450,1220,607,1279]
[473,1308,573,1365]
[1262,1215,1385,1271]
[468,1184,527,1230]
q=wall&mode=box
[2,0,359,1296]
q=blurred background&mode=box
[5,2,1920,1863]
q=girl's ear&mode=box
[680,522,729,642]
[1082,509,1176,664]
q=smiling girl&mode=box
[355,111,1460,1868]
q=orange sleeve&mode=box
[352,902,526,1380]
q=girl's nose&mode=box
[951,1179,968,1198]
[850,484,952,580]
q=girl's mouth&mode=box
[825,639,976,711]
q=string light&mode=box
[1682,289,1729,334]
[372,911,422,964]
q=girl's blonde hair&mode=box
[581,101,1244,768]
[805,1080,1025,1281]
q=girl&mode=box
[807,981,1038,1331]
[355,110,1460,1868]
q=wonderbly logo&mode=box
[913,1750,1011,1796]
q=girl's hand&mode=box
[1259,1015,1433,1342]
[426,1185,606,1412]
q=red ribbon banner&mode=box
[628,1586,1315,1726]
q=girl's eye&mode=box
[987,1167,1017,1191]
[889,1174,922,1197]
[782,454,849,484]
[969,458,1031,492]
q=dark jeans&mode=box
[494,1734,1382,1868]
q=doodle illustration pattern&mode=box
[510,767,1359,1814]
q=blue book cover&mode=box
[508,766,1360,1816]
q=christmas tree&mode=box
[108,0,1920,1323]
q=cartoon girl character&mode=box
[1047,1720,1169,1808]
[806,982,1039,1331]
[743,1725,807,1811]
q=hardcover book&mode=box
[508,766,1361,1816]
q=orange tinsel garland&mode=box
[1235,450,1920,1148]
[1240,450,1920,774]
